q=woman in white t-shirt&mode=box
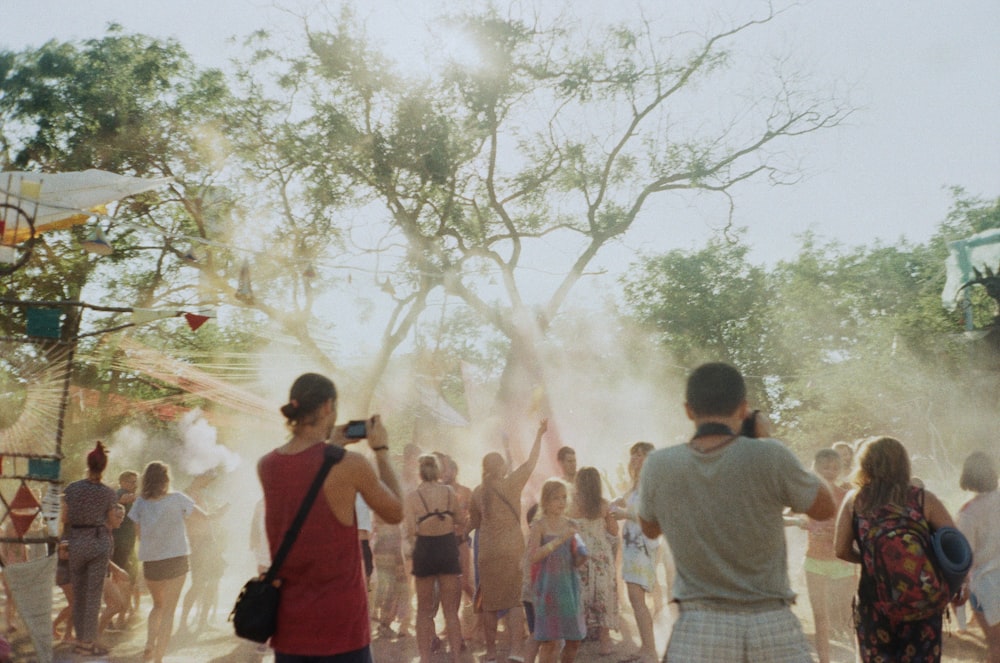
[128,461,207,663]
[957,451,1000,663]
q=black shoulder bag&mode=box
[231,444,344,643]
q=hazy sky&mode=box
[5,0,999,271]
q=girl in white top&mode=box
[128,461,209,663]
[957,451,1000,663]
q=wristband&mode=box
[372,445,389,452]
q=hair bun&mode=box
[280,402,300,420]
[87,441,109,473]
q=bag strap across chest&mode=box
[264,444,344,584]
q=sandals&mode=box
[73,643,110,656]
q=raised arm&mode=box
[354,452,404,525]
[325,414,403,525]
[364,415,402,500]
[510,419,547,487]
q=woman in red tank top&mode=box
[259,373,404,663]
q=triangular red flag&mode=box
[10,483,40,538]
[184,313,210,331]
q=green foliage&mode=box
[619,192,1000,459]
[1,27,227,174]
[621,233,777,409]
[0,28,267,429]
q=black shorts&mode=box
[56,557,70,587]
[412,533,461,578]
[143,555,189,581]
[275,646,373,663]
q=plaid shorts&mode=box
[664,604,812,663]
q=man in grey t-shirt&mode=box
[639,362,835,662]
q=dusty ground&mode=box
[5,528,989,662]
[7,589,986,662]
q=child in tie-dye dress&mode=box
[526,479,586,663]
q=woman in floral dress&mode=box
[611,442,659,663]
[571,466,619,655]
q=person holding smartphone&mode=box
[258,372,403,663]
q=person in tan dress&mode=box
[469,420,547,663]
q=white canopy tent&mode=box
[1,169,173,244]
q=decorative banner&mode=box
[80,225,113,255]
[130,308,179,325]
[25,308,62,339]
[9,483,41,538]
[943,227,1000,308]
[184,312,211,331]
[27,458,61,481]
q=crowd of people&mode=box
[252,365,998,663]
[0,441,229,661]
[1,362,996,663]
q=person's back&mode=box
[961,489,1000,569]
[259,372,402,663]
[955,451,999,663]
[642,436,821,605]
[834,436,959,663]
[639,362,833,663]
[259,443,368,655]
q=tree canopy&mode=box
[620,191,1000,464]
[8,7,995,462]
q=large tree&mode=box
[239,5,850,414]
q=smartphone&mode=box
[345,420,368,439]
[740,410,760,438]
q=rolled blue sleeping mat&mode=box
[931,526,973,595]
